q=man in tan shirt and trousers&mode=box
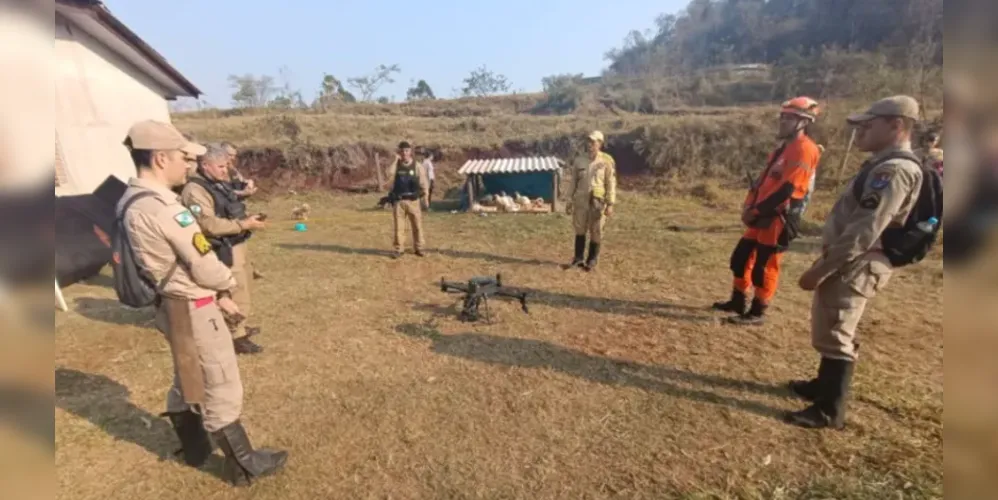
[119,121,286,486]
[788,96,925,429]
[384,140,429,258]
[181,146,267,355]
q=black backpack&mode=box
[111,191,178,308]
[852,151,944,267]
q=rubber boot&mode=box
[233,336,263,355]
[161,409,213,467]
[788,357,833,402]
[584,242,601,271]
[569,235,586,268]
[712,289,747,315]
[785,358,854,430]
[211,420,289,487]
[728,297,767,325]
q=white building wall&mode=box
[54,15,173,195]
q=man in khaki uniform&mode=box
[119,120,286,485]
[566,131,617,271]
[220,142,265,280]
[384,140,429,258]
[788,96,925,429]
[181,146,267,355]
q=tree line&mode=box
[222,64,512,109]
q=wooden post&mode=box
[374,152,383,189]
[465,175,474,211]
[835,128,857,185]
[55,278,67,312]
[551,171,559,213]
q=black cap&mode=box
[398,141,412,150]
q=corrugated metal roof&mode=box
[459,156,562,175]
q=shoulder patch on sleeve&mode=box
[192,232,212,255]
[189,204,202,216]
[869,170,895,190]
[174,210,196,228]
[860,192,881,210]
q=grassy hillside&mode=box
[174,92,940,198]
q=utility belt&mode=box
[747,198,806,248]
[392,192,419,202]
[207,231,251,267]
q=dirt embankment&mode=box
[235,134,653,196]
[230,108,942,197]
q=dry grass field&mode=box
[54,187,943,499]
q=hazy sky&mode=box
[103,0,686,108]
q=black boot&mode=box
[161,409,213,467]
[233,336,263,355]
[211,420,289,487]
[568,235,586,268]
[788,357,834,402]
[785,358,854,430]
[712,290,747,315]
[584,242,601,271]
[728,297,767,325]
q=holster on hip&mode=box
[590,195,605,213]
[161,297,206,405]
[749,215,777,229]
[214,241,235,268]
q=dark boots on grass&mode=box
[212,420,289,487]
[712,290,768,325]
[164,412,288,486]
[785,357,855,430]
[567,235,601,271]
[162,409,213,468]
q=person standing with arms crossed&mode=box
[565,131,617,271]
[181,145,267,355]
[385,141,429,258]
[118,121,287,485]
[787,96,925,429]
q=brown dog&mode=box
[291,203,311,221]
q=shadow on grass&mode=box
[416,283,714,322]
[395,324,787,420]
[73,297,156,328]
[277,243,562,267]
[55,368,226,480]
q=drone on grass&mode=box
[438,273,529,324]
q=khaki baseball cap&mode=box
[847,95,920,124]
[588,130,605,142]
[125,120,206,156]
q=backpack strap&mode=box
[852,151,923,201]
[118,190,179,293]
[747,143,788,207]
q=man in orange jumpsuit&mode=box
[713,97,823,325]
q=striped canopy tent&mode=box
[458,157,564,212]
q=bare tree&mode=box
[461,65,512,97]
[347,64,401,101]
[228,73,276,108]
[268,66,306,109]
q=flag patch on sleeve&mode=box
[174,210,196,228]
